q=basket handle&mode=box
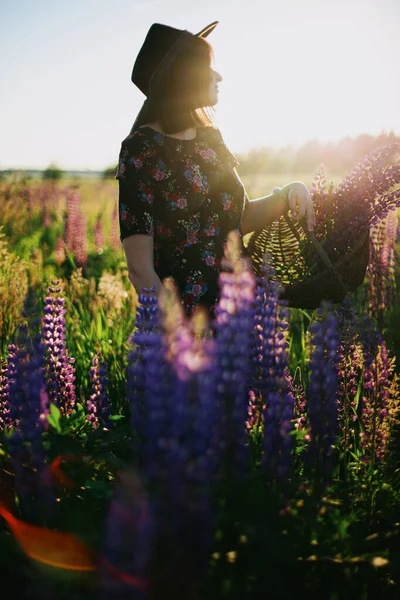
[283,214,334,271]
[283,213,350,294]
[272,187,334,270]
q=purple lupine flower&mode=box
[142,320,170,489]
[367,210,398,324]
[162,300,218,573]
[247,273,277,429]
[249,263,294,481]
[6,328,49,516]
[336,144,400,223]
[87,353,111,428]
[359,321,393,465]
[336,341,360,455]
[213,231,256,479]
[336,295,361,473]
[320,144,400,260]
[309,164,330,236]
[0,356,15,432]
[9,331,48,450]
[41,280,76,416]
[292,370,309,435]
[0,359,8,431]
[127,287,160,463]
[304,304,340,491]
[127,283,217,594]
[94,215,105,253]
[245,388,264,433]
[4,343,19,428]
[100,470,154,600]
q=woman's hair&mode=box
[131,36,216,134]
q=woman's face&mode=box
[208,68,222,106]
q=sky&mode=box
[0,0,399,170]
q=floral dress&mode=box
[116,125,249,315]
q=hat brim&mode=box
[195,21,218,38]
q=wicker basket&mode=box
[244,213,370,310]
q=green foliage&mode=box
[101,164,118,179]
[0,227,28,355]
[42,162,63,181]
[1,177,400,599]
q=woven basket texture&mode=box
[244,215,370,309]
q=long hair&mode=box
[131,36,216,134]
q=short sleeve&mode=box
[116,135,155,241]
[206,127,240,170]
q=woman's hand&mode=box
[282,181,315,231]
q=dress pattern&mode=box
[116,125,249,315]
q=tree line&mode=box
[234,131,399,176]
[1,131,398,182]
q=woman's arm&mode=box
[122,234,163,297]
[241,192,287,236]
[241,181,315,235]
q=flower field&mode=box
[1,155,400,600]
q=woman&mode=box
[116,21,315,317]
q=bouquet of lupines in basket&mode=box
[245,143,400,309]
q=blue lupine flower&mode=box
[127,282,218,591]
[127,287,161,464]
[214,231,256,479]
[164,305,218,571]
[6,328,49,516]
[249,263,294,481]
[304,304,340,491]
